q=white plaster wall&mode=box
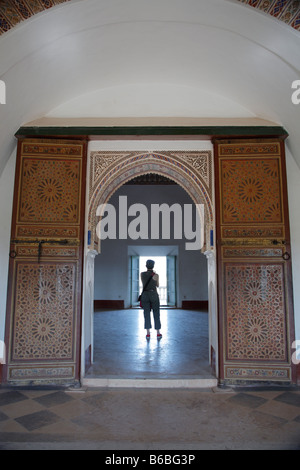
[1,0,299,176]
[47,84,255,119]
[93,184,209,307]
[81,249,97,376]
[0,147,16,361]
[285,147,300,344]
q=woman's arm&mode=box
[153,273,159,287]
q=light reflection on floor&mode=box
[85,309,214,379]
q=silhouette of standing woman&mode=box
[140,259,162,340]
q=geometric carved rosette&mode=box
[11,263,76,362]
[16,141,83,241]
[225,263,287,362]
[220,158,283,225]
[19,158,81,224]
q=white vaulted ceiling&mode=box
[0,0,299,174]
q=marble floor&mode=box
[1,386,300,449]
[85,309,214,381]
[1,309,300,450]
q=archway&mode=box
[88,150,214,251]
[81,146,218,386]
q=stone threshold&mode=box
[81,377,218,389]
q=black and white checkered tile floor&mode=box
[0,386,300,449]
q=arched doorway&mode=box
[88,150,214,251]
[4,133,295,387]
[81,145,218,386]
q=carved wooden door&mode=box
[4,138,86,385]
[214,138,296,384]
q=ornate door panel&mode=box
[4,138,86,385]
[214,139,296,384]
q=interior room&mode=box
[86,176,213,381]
[1,0,300,450]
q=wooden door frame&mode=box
[213,136,296,385]
[3,136,87,385]
[3,124,294,387]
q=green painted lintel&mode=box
[15,125,288,138]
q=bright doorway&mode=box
[131,255,177,307]
[82,143,218,385]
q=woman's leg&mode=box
[142,293,152,330]
[150,292,161,331]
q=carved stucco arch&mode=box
[88,151,214,252]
